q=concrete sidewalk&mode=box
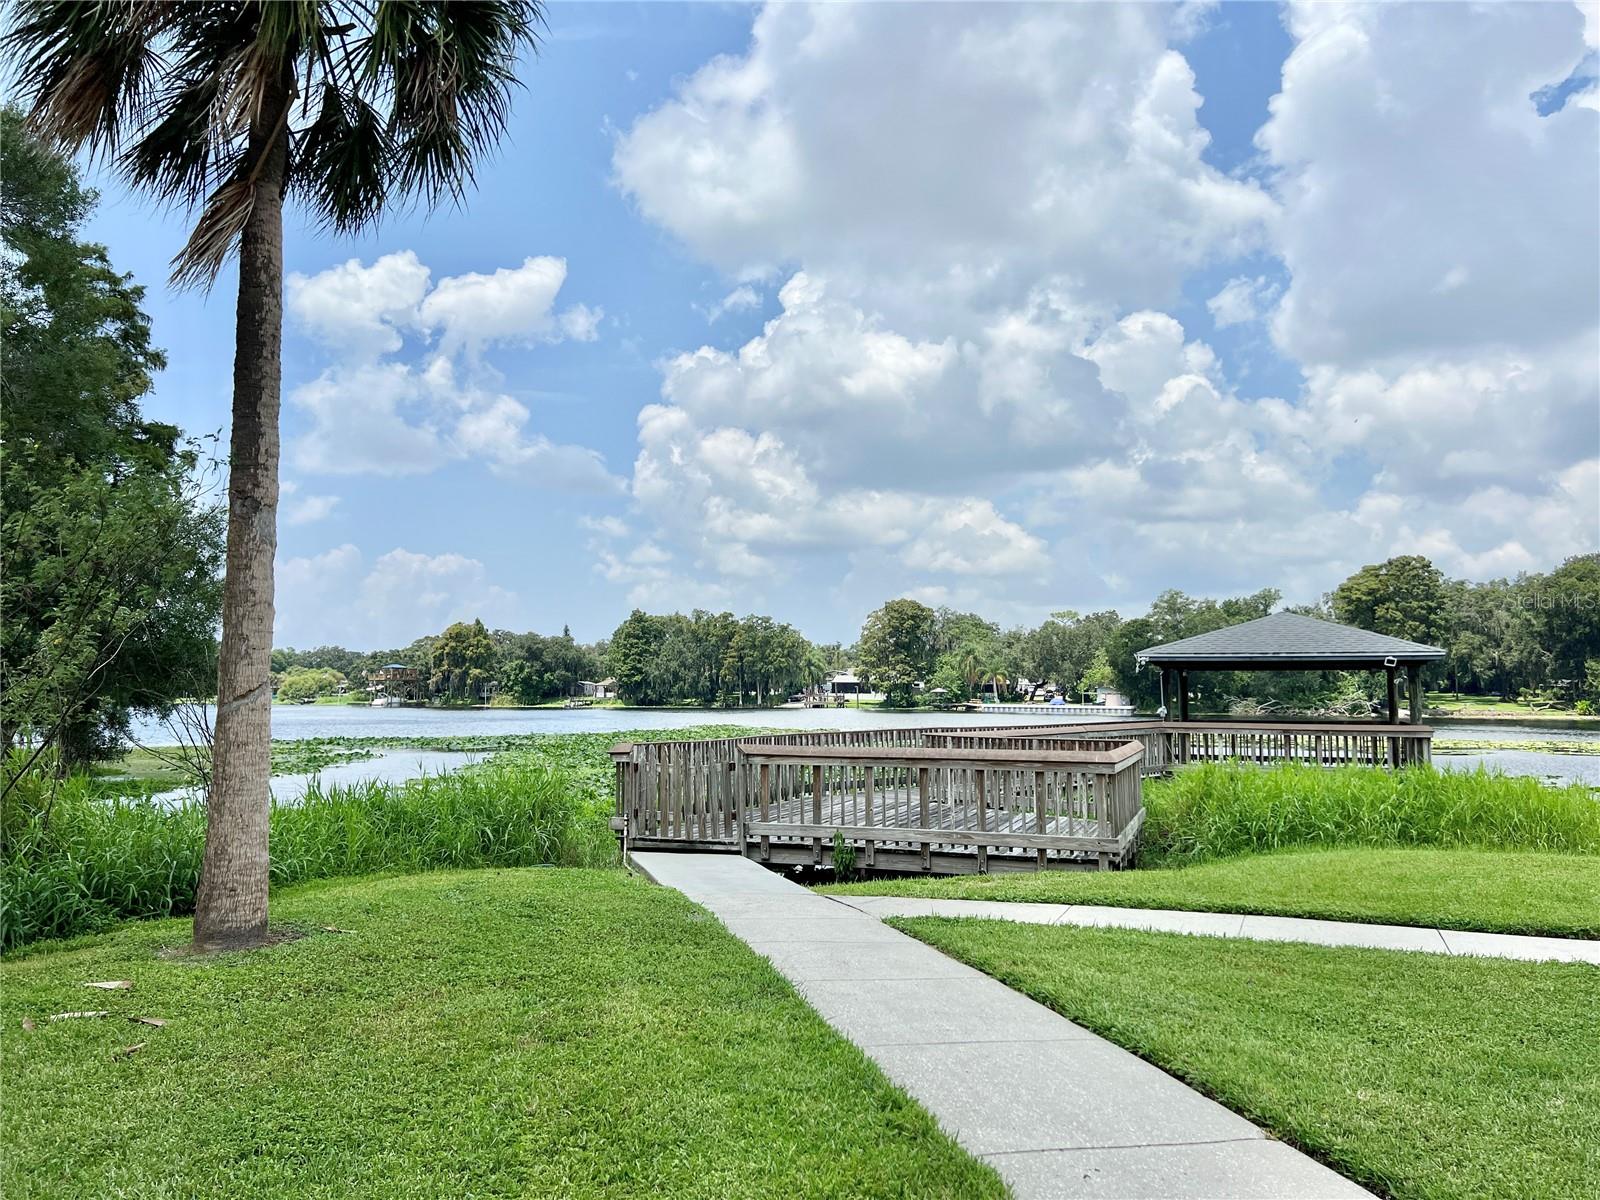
[633,852,1372,1200]
[830,896,1600,964]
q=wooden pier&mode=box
[610,719,1432,875]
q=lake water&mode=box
[128,702,1137,744]
[1429,722,1600,785]
[151,749,483,808]
[129,705,1600,786]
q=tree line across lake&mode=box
[270,551,1600,718]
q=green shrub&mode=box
[1,756,613,951]
[1141,763,1600,866]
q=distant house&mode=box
[369,663,423,701]
[1094,686,1129,708]
[579,678,617,700]
[825,671,864,696]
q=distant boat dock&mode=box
[967,701,1137,717]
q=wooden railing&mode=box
[926,721,1432,771]
[737,741,1145,873]
[608,717,1433,868]
[607,721,1128,849]
[924,724,1174,776]
[1158,721,1432,768]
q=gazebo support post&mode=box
[1385,665,1400,767]
[1178,670,1191,722]
[1407,664,1422,725]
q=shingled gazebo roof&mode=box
[1135,612,1445,671]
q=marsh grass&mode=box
[4,726,765,952]
[1140,762,1600,865]
[2,757,610,951]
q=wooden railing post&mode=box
[1034,769,1047,871]
[864,765,876,868]
[758,761,771,862]
[812,764,824,865]
[918,767,931,871]
[975,769,988,874]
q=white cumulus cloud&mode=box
[592,1,1597,624]
[276,545,520,648]
[286,252,619,491]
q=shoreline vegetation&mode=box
[2,728,760,951]
[11,728,1597,953]
[257,556,1600,723]
[272,688,1600,727]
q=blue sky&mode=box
[82,1,1599,649]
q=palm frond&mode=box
[291,81,391,233]
[360,1,539,207]
[124,73,228,207]
[5,0,545,284]
[3,1,164,157]
[168,164,256,289]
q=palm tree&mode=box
[955,644,984,697]
[983,665,1005,705]
[6,1,543,951]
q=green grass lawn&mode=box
[1426,691,1536,712]
[898,918,1600,1200]
[822,846,1600,937]
[2,869,1002,1200]
[1426,691,1597,718]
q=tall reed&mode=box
[1,755,613,951]
[1142,762,1600,866]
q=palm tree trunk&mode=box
[193,80,290,952]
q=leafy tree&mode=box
[926,657,970,702]
[6,0,543,950]
[1023,610,1121,695]
[1533,554,1600,687]
[429,620,496,702]
[497,629,603,704]
[1075,649,1116,700]
[812,642,850,674]
[601,609,815,708]
[1332,556,1448,646]
[932,608,1000,656]
[608,611,667,705]
[272,644,365,679]
[275,667,345,702]
[1,108,224,774]
[858,599,937,706]
[955,644,985,695]
[1441,576,1544,697]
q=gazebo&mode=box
[1135,612,1445,724]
